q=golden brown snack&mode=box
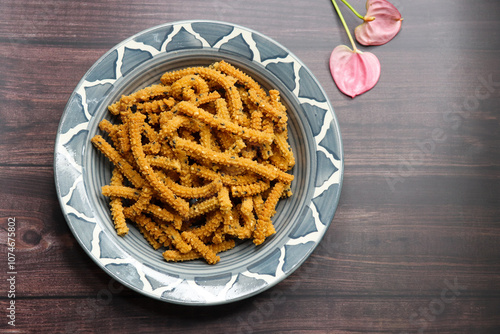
[92,62,294,264]
[109,169,128,236]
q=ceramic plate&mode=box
[54,20,343,305]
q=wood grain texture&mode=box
[1,0,499,333]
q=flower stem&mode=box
[331,0,358,51]
[340,0,365,20]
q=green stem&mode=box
[340,0,365,20]
[331,0,358,51]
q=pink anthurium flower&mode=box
[354,0,403,46]
[329,45,381,98]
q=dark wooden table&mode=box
[1,0,499,333]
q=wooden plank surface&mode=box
[1,0,499,333]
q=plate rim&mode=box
[54,19,344,305]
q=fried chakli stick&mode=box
[181,231,220,264]
[109,169,129,236]
[172,136,294,183]
[162,240,235,263]
[253,181,286,245]
[128,112,190,217]
[231,180,270,197]
[91,135,145,188]
[92,61,294,264]
[174,101,273,145]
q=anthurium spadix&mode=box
[329,45,381,98]
[354,0,403,46]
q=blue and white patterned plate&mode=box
[54,20,343,305]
